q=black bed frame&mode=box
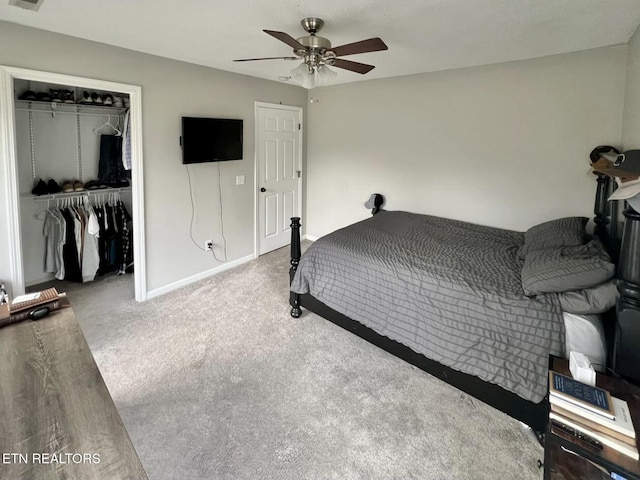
[288,173,640,434]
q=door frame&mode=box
[0,66,147,301]
[253,101,303,256]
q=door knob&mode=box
[260,187,266,192]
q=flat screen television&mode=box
[181,117,243,163]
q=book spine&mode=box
[550,390,615,420]
[8,300,60,323]
[550,412,639,460]
[551,404,636,446]
[549,395,636,438]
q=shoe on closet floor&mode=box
[47,179,61,194]
[31,179,48,196]
[73,180,85,192]
[61,180,74,193]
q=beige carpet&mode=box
[41,245,544,480]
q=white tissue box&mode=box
[569,351,596,386]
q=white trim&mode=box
[254,101,303,257]
[0,68,23,296]
[146,253,256,300]
[303,234,318,242]
[25,274,56,287]
[0,66,147,300]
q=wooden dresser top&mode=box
[0,304,147,480]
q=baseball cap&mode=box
[628,195,640,213]
[608,176,640,200]
[614,150,640,175]
[364,193,384,210]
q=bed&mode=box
[288,174,640,434]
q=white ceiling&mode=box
[1,0,640,88]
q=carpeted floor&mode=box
[38,245,544,480]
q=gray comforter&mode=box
[291,211,565,403]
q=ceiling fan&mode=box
[234,18,388,76]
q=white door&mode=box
[256,103,302,255]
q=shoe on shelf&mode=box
[84,180,99,190]
[112,96,124,108]
[62,90,75,104]
[36,91,51,102]
[102,94,113,106]
[47,179,61,194]
[31,178,48,196]
[49,89,63,103]
[18,90,37,101]
[61,180,74,193]
[79,91,93,104]
[91,92,103,104]
[73,180,85,192]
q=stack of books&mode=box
[549,371,638,460]
[0,287,63,329]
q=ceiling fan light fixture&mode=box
[239,18,387,86]
[316,65,337,87]
[290,62,316,89]
[290,61,337,89]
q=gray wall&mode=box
[0,21,307,295]
[305,46,627,238]
[623,25,640,149]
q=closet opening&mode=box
[0,66,146,302]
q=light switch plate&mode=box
[236,175,245,185]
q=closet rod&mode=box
[28,187,132,202]
[14,108,125,118]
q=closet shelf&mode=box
[25,187,132,202]
[15,99,128,116]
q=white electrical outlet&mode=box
[236,175,245,185]
[205,240,213,251]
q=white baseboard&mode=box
[25,274,56,287]
[303,234,318,242]
[146,254,256,300]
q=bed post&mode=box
[613,207,640,383]
[290,217,302,318]
[593,173,610,241]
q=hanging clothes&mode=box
[122,109,132,171]
[81,206,100,283]
[40,195,132,284]
[59,208,82,283]
[98,134,125,185]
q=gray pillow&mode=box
[521,240,615,295]
[558,279,619,314]
[518,217,588,259]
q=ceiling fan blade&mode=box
[263,30,306,51]
[331,37,388,57]
[332,58,375,74]
[233,56,298,62]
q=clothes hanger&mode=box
[94,115,121,136]
[34,205,48,221]
[114,114,123,136]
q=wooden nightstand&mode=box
[544,356,640,480]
